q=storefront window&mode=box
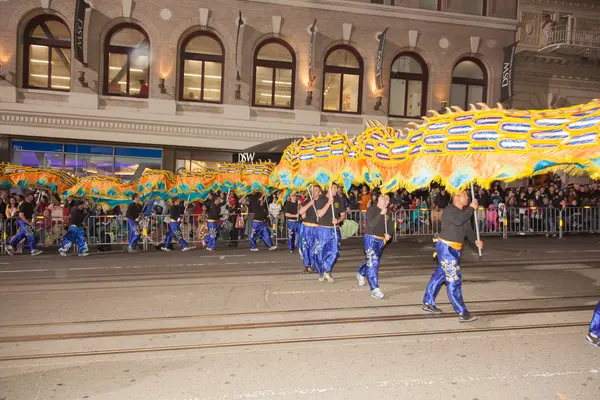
[64,154,114,176]
[114,156,162,180]
[12,151,63,169]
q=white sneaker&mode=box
[5,245,14,256]
[318,274,325,282]
[59,249,67,257]
[182,246,195,252]
[128,246,137,253]
[250,248,259,252]
[268,246,277,251]
[324,272,334,283]
[357,273,366,287]
[78,252,89,257]
[161,247,171,252]
[371,288,384,299]
[31,249,43,256]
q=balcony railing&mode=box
[540,26,600,55]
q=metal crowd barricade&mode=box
[560,206,600,237]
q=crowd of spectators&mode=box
[0,173,598,251]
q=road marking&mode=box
[272,288,365,295]
[231,368,599,398]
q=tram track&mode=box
[1,293,597,329]
[0,321,588,362]
[0,304,593,344]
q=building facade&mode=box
[0,0,517,178]
[513,0,600,110]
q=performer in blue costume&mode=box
[333,187,346,247]
[356,194,394,299]
[298,186,321,274]
[284,193,301,254]
[5,193,42,256]
[202,193,221,251]
[59,200,89,257]
[161,198,194,252]
[587,301,600,348]
[249,194,276,251]
[314,184,344,282]
[422,189,482,323]
[126,194,143,253]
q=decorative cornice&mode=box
[521,0,599,9]
[0,111,305,143]
[248,0,517,31]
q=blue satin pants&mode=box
[128,218,141,248]
[164,221,189,249]
[10,219,36,252]
[357,235,385,290]
[301,224,318,267]
[60,226,88,255]
[336,227,341,246]
[423,241,468,314]
[590,301,600,336]
[250,221,273,249]
[203,221,219,250]
[286,220,300,252]
[314,226,339,275]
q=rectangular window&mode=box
[274,68,292,107]
[468,85,484,104]
[12,151,63,169]
[255,66,274,106]
[341,74,359,113]
[389,79,407,117]
[107,53,128,95]
[406,80,423,117]
[323,73,341,111]
[29,45,49,88]
[203,61,222,102]
[64,154,114,176]
[450,83,467,109]
[183,59,203,101]
[51,48,71,90]
[114,156,161,181]
[419,0,439,10]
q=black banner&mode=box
[235,11,244,81]
[74,0,88,64]
[308,19,317,87]
[500,41,518,102]
[375,28,388,91]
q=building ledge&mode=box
[248,0,517,31]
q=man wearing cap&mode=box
[284,193,301,254]
[126,194,143,253]
[6,193,42,256]
[161,198,194,252]
[59,200,89,257]
[422,189,483,323]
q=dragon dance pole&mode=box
[470,183,482,257]
[329,186,338,243]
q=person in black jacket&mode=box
[161,198,194,252]
[422,190,483,323]
[126,194,143,253]
[249,193,276,251]
[202,193,222,251]
[58,200,89,257]
[356,193,394,299]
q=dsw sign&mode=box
[237,153,255,163]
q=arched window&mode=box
[450,58,487,110]
[322,45,363,114]
[253,39,296,109]
[179,32,224,103]
[104,24,150,98]
[389,53,428,118]
[23,15,71,91]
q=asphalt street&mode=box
[0,235,599,400]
